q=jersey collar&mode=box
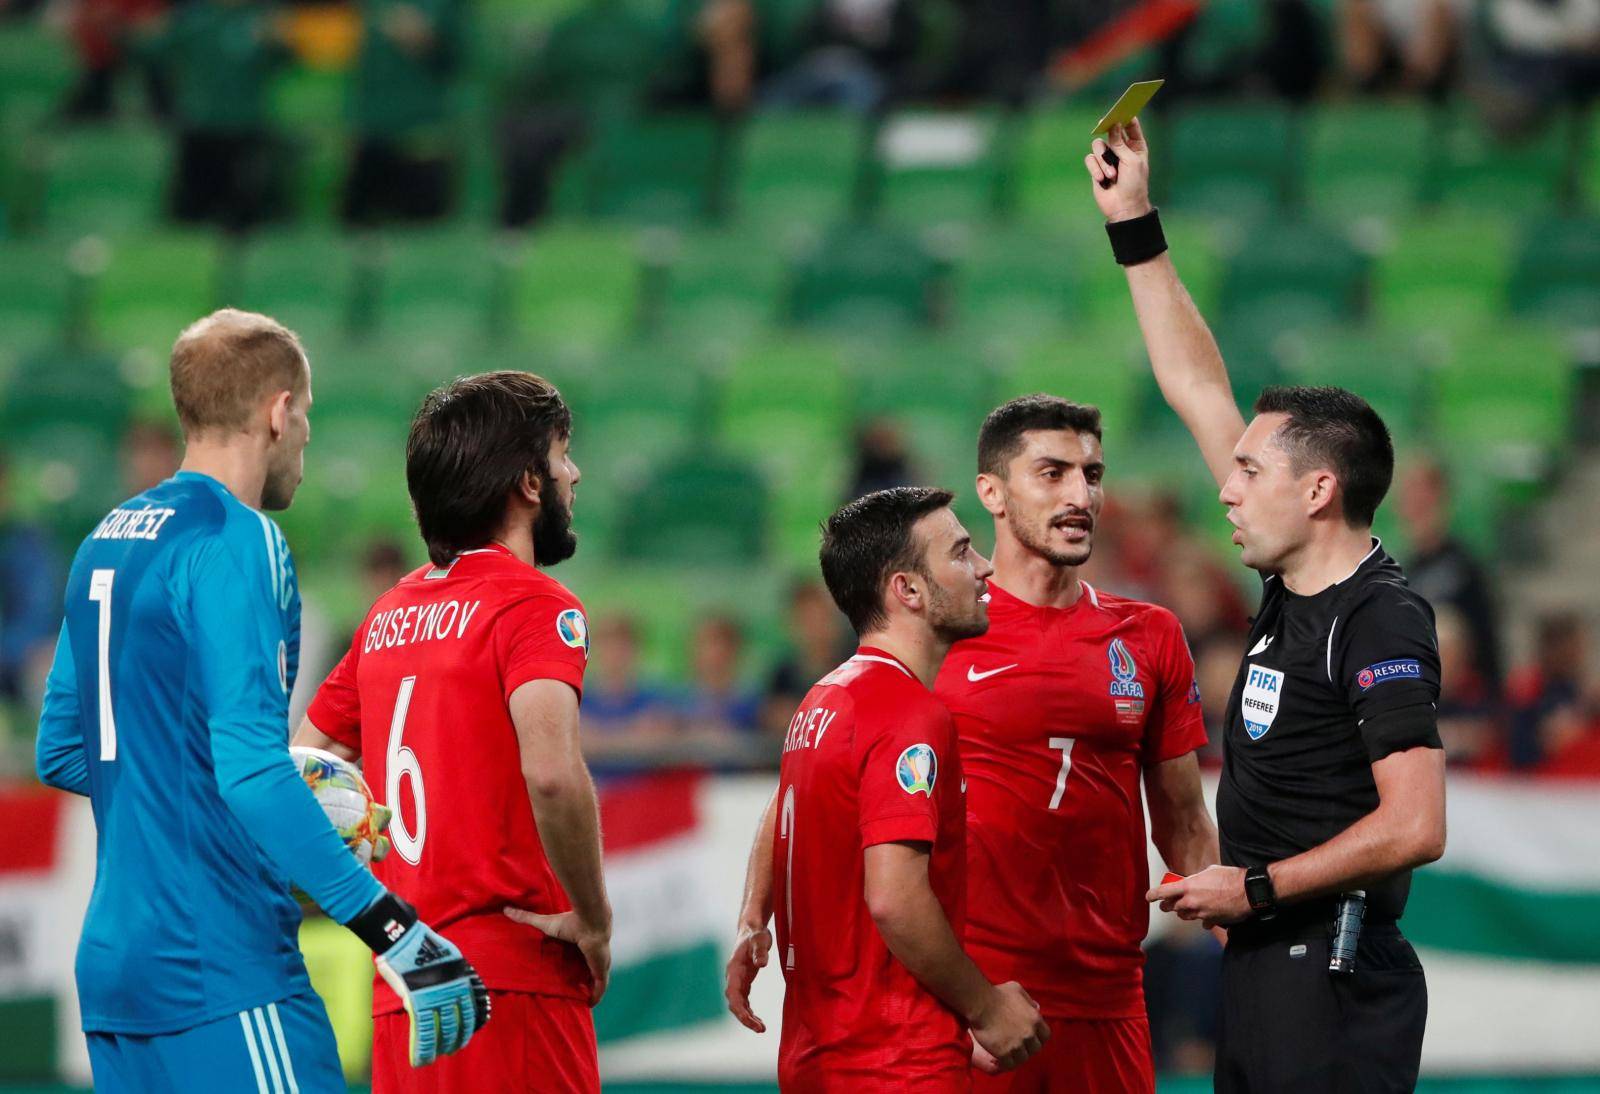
[852,646,916,679]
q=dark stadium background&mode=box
[2,0,1599,1088]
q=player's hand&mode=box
[724,921,772,1033]
[368,802,393,862]
[1147,863,1251,929]
[971,1039,1004,1075]
[1084,118,1153,224]
[969,981,1050,1072]
[505,907,612,1005]
[348,894,490,1068]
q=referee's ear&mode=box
[1304,468,1341,519]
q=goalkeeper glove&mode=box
[347,893,491,1066]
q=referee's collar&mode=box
[1276,537,1383,595]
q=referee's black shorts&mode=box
[1215,912,1427,1093]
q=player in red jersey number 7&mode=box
[295,372,611,1094]
[729,487,1049,1092]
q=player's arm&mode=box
[36,622,90,796]
[502,678,613,1004]
[1084,118,1245,488]
[291,718,360,762]
[192,533,487,1065]
[725,786,777,1032]
[865,841,1049,1072]
[1145,752,1218,877]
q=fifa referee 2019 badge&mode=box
[1241,664,1285,741]
[896,744,938,796]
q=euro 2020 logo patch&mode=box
[896,743,938,796]
[556,608,589,658]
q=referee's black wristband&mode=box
[1106,208,1167,266]
[346,891,418,954]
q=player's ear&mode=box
[888,570,922,613]
[516,468,541,505]
[266,389,292,441]
[976,473,1005,517]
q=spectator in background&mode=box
[1481,0,1600,133]
[1143,918,1223,1075]
[760,578,853,733]
[845,418,917,500]
[0,454,63,704]
[59,0,171,120]
[1338,0,1465,99]
[1435,606,1500,767]
[680,613,761,735]
[140,0,291,230]
[1508,612,1597,770]
[1398,456,1504,696]
[1192,635,1244,766]
[1158,544,1251,661]
[760,0,923,111]
[119,418,181,495]
[342,0,465,226]
[582,613,677,739]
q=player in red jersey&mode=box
[293,372,611,1094]
[729,397,1220,1093]
[730,487,1049,1092]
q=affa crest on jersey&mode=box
[556,608,589,657]
[1242,663,1284,740]
[1107,638,1145,698]
[896,743,938,796]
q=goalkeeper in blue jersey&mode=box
[35,310,489,1092]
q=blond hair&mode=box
[169,309,308,436]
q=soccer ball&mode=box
[291,746,391,866]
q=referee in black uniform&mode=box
[1084,120,1448,1092]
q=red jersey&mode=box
[935,582,1206,1020]
[307,544,593,1013]
[774,648,969,1089]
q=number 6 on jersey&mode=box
[386,675,426,864]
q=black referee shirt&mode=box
[1218,540,1443,923]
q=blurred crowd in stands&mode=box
[3,0,1596,230]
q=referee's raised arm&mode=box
[1084,119,1243,490]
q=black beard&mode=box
[1010,510,1092,568]
[532,476,578,566]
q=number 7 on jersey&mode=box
[1048,737,1075,810]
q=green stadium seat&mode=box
[954,224,1083,339]
[557,114,729,225]
[514,225,640,348]
[95,234,222,355]
[734,112,870,230]
[661,227,787,343]
[226,230,359,337]
[1013,103,1105,221]
[617,452,768,563]
[7,421,124,547]
[1174,0,1268,88]
[1507,217,1600,330]
[0,343,130,434]
[1160,104,1300,225]
[282,410,414,561]
[0,21,74,126]
[853,337,999,488]
[0,238,74,347]
[872,109,1017,227]
[1424,104,1572,214]
[39,124,169,236]
[997,321,1143,437]
[367,228,516,344]
[1305,101,1434,224]
[1219,220,1369,330]
[1281,328,1435,440]
[1433,325,1572,470]
[1373,213,1515,333]
[786,223,948,331]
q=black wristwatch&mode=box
[1244,864,1278,920]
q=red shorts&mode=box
[780,1065,970,1093]
[371,990,598,1094]
[971,1015,1154,1094]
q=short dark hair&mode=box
[819,487,954,635]
[978,394,1103,477]
[1254,385,1393,526]
[406,371,572,566]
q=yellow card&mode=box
[1091,80,1164,136]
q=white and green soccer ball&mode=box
[290,746,391,867]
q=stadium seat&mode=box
[954,224,1085,339]
[1507,217,1600,330]
[1305,101,1434,225]
[0,21,74,127]
[366,227,514,344]
[998,320,1143,440]
[95,234,223,355]
[617,453,768,563]
[733,111,871,230]
[871,109,1017,227]
[1372,213,1515,333]
[853,336,1000,487]
[7,420,123,548]
[1281,328,1436,440]
[1219,220,1369,330]
[785,223,948,330]
[557,114,729,225]
[1160,103,1300,226]
[1013,102,1106,220]
[1172,0,1268,89]
[0,238,74,348]
[40,124,169,236]
[514,225,641,348]
[1433,325,1572,467]
[284,410,414,561]
[661,227,788,343]
[1424,104,1574,214]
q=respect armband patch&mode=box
[1356,659,1422,690]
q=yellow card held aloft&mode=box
[1091,80,1165,136]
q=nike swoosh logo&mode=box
[1248,635,1274,656]
[967,663,1018,683]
